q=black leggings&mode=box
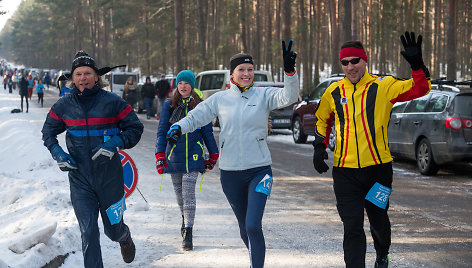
[38,92,44,106]
[20,95,29,112]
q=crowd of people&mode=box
[1,68,54,112]
[0,30,431,268]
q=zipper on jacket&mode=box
[351,84,361,168]
[185,104,189,173]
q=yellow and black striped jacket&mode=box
[314,69,431,168]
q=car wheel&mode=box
[292,117,307,143]
[328,127,336,151]
[416,138,439,175]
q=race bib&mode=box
[255,174,273,197]
[365,182,393,209]
[106,194,127,225]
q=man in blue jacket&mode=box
[41,50,143,267]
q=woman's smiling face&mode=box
[231,63,254,87]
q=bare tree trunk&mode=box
[197,0,208,69]
[240,0,248,52]
[351,0,358,40]
[446,0,456,80]
[174,0,183,72]
[342,0,352,42]
[298,0,308,90]
[329,0,341,74]
[281,0,291,40]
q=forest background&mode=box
[0,0,470,93]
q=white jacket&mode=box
[176,73,299,170]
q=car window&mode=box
[254,74,268,82]
[310,81,330,100]
[454,95,472,116]
[391,102,408,114]
[200,74,224,91]
[424,93,449,112]
[404,94,430,113]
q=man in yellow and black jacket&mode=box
[312,32,431,268]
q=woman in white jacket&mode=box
[166,40,299,268]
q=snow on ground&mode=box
[0,88,349,268]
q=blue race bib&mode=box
[255,174,273,197]
[106,195,127,225]
[365,182,393,209]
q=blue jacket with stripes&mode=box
[155,100,218,174]
[41,86,143,183]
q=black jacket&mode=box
[155,79,170,99]
[141,82,156,99]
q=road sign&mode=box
[119,150,138,198]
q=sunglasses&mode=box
[340,57,361,66]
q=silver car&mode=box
[388,82,472,175]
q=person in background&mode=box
[166,41,298,268]
[141,76,156,119]
[41,50,143,267]
[19,74,29,112]
[27,73,35,100]
[155,70,219,251]
[123,76,138,109]
[312,32,431,268]
[155,73,171,120]
[44,72,51,89]
[36,79,45,107]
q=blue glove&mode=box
[91,136,124,165]
[166,125,182,143]
[50,144,78,171]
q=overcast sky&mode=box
[0,0,21,31]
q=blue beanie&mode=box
[176,70,195,89]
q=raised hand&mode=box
[282,40,297,73]
[400,31,424,70]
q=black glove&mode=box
[313,143,329,174]
[166,125,182,143]
[400,31,424,71]
[282,40,297,73]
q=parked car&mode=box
[103,71,140,96]
[195,69,273,100]
[290,75,344,149]
[388,80,472,175]
[253,81,297,130]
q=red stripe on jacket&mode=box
[391,69,430,104]
[54,105,134,127]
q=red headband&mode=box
[339,47,368,63]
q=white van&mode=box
[103,72,140,96]
[195,70,273,100]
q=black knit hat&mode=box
[63,50,126,79]
[71,50,99,75]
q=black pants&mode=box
[332,162,392,268]
[20,95,29,112]
[38,92,44,107]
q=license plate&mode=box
[273,119,290,124]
